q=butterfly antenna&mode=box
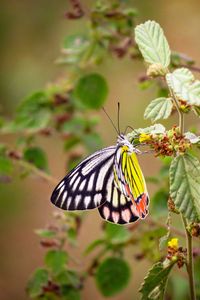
[102,107,119,134]
[117,102,120,134]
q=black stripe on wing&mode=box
[98,180,139,224]
[51,146,116,211]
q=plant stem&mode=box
[181,215,196,300]
[168,79,196,299]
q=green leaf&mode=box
[84,239,105,255]
[56,270,81,288]
[74,73,108,109]
[144,97,173,122]
[151,188,168,217]
[58,34,89,65]
[139,260,174,300]
[61,286,81,300]
[0,156,13,175]
[105,223,131,245]
[169,154,200,222]
[166,68,200,106]
[35,229,56,238]
[64,136,80,151]
[82,132,102,152]
[135,20,171,67]
[3,91,51,133]
[45,250,68,274]
[96,257,131,297]
[23,147,48,171]
[27,268,49,298]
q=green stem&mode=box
[181,215,196,300]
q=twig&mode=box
[181,215,196,300]
[14,159,58,185]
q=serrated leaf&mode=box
[166,68,200,106]
[45,250,68,274]
[27,268,49,298]
[144,97,173,122]
[95,257,131,297]
[169,154,200,222]
[74,73,108,109]
[135,20,171,67]
[105,223,131,245]
[23,147,48,171]
[139,261,174,300]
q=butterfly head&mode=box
[117,134,140,154]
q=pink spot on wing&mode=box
[112,212,120,223]
[103,206,110,220]
[122,209,131,223]
[130,203,140,217]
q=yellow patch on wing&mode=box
[121,147,145,200]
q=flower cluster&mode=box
[138,126,191,156]
[167,238,186,268]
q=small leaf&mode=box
[45,250,68,274]
[84,239,105,255]
[135,20,171,67]
[74,73,108,109]
[23,147,48,171]
[105,223,131,245]
[144,97,173,122]
[3,91,51,133]
[27,268,49,298]
[169,154,200,222]
[139,260,174,300]
[166,68,200,106]
[35,229,56,238]
[58,34,89,65]
[95,257,131,297]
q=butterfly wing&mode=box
[51,146,116,210]
[114,145,149,219]
[98,178,139,224]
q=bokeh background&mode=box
[1,1,200,299]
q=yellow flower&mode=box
[139,133,151,143]
[168,238,179,249]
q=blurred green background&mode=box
[0,1,200,299]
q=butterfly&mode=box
[50,134,149,225]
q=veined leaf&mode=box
[95,257,131,297]
[139,260,174,300]
[135,20,171,68]
[169,154,200,222]
[144,97,173,122]
[166,68,200,106]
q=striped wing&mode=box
[114,146,149,219]
[98,179,140,224]
[50,146,116,210]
